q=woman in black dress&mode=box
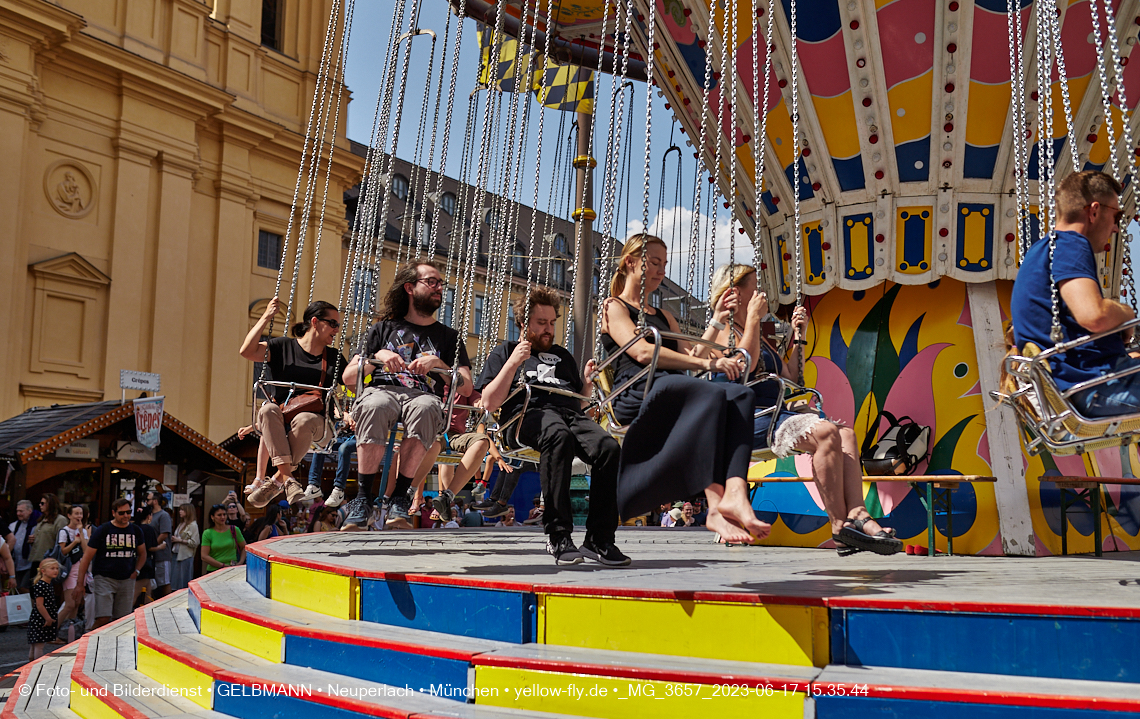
[27,558,60,658]
[706,264,901,555]
[600,234,766,544]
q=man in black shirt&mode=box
[71,498,146,628]
[477,288,628,566]
[343,262,472,527]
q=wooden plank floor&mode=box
[256,530,1140,610]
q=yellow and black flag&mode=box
[535,60,594,114]
[477,23,593,113]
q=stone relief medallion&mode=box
[43,160,96,219]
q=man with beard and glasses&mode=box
[343,262,472,528]
[476,288,628,566]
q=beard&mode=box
[412,291,442,315]
[529,330,555,352]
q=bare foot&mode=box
[705,509,754,544]
[717,482,772,540]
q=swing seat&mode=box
[489,383,589,465]
[996,323,1140,455]
[590,325,754,446]
[747,374,825,463]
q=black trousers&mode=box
[518,405,620,543]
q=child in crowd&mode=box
[28,558,60,659]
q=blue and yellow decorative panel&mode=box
[896,207,932,274]
[955,203,993,271]
[804,221,826,285]
[778,232,791,294]
[843,214,874,280]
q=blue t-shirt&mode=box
[1011,230,1123,390]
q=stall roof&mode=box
[0,400,243,473]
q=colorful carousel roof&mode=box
[460,0,1139,300]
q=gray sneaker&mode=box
[546,535,584,566]
[432,489,454,522]
[482,501,510,519]
[387,494,412,524]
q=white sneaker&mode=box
[325,487,346,508]
[301,485,324,503]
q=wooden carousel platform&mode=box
[7,529,1140,719]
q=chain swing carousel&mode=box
[444,0,1140,557]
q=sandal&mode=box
[837,518,904,556]
[832,537,863,557]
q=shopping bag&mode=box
[3,594,31,625]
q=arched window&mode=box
[418,216,433,249]
[391,174,409,200]
[554,232,568,255]
[440,192,456,215]
[513,242,527,275]
[486,207,502,231]
[552,259,565,288]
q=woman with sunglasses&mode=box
[240,298,349,508]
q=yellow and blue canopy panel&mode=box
[455,0,1138,300]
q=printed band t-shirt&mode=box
[363,319,470,398]
[476,341,583,417]
[1011,230,1125,390]
[87,522,145,580]
[264,336,348,403]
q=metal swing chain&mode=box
[567,0,612,353]
[1007,0,1030,261]
[752,0,775,284]
[271,0,342,348]
[1039,0,1064,344]
[705,0,727,325]
[595,0,635,357]
[1088,0,1123,293]
[637,0,659,328]
[341,0,407,353]
[727,0,739,349]
[289,0,343,316]
[417,12,451,261]
[1101,0,1139,313]
[444,91,478,303]
[1048,0,1080,171]
[455,0,510,367]
[541,109,569,287]
[398,29,437,264]
[789,0,807,382]
[521,0,560,332]
[686,0,718,309]
[1014,0,1031,260]
[432,7,469,278]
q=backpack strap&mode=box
[860,410,902,457]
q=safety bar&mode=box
[746,372,824,449]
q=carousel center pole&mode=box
[572,110,596,364]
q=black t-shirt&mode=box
[476,341,583,416]
[363,319,470,398]
[87,522,145,581]
[136,523,158,579]
[264,336,348,403]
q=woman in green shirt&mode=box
[200,504,245,572]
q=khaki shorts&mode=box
[92,575,134,620]
[448,431,489,455]
[353,385,444,449]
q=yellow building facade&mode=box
[0,0,363,440]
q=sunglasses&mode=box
[315,317,340,329]
[115,510,131,516]
[1086,202,1125,226]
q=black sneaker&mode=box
[343,495,371,527]
[432,489,454,521]
[580,539,631,566]
[472,499,496,510]
[546,535,584,565]
[482,501,510,519]
[388,494,412,523]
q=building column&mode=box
[102,138,158,400]
[0,105,31,412]
[148,152,198,416]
